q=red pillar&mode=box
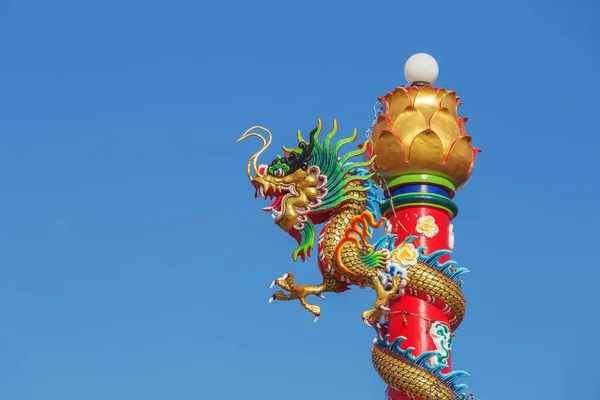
[382,196,457,399]
[364,62,479,398]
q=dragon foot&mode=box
[268,272,325,323]
[362,274,402,326]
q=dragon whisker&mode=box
[237,126,273,181]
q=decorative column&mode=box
[367,54,480,400]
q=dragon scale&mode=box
[319,183,380,283]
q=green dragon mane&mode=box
[283,119,378,262]
[284,118,377,212]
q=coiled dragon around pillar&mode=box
[238,57,480,400]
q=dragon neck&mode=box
[319,181,371,281]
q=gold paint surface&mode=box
[435,88,447,101]
[413,85,439,122]
[386,88,411,121]
[440,92,458,118]
[391,107,428,148]
[371,85,480,189]
[372,130,408,173]
[443,136,474,185]
[409,130,445,168]
[428,109,461,152]
[372,346,459,400]
[406,262,466,327]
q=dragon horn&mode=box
[286,124,318,173]
[237,126,273,181]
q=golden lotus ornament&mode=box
[368,84,480,189]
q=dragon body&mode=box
[239,119,470,400]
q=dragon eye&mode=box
[274,168,285,177]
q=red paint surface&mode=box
[383,205,455,400]
[385,206,452,263]
[387,296,451,371]
[387,387,412,400]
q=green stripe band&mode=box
[384,174,456,197]
[380,193,459,218]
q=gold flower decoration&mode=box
[369,85,480,189]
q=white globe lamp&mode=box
[404,53,439,86]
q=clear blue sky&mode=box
[0,1,598,399]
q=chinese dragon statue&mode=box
[238,56,480,400]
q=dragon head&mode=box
[250,127,327,233]
[238,119,377,261]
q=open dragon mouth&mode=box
[253,183,296,222]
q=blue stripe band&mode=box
[380,193,459,218]
[389,184,450,198]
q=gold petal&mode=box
[372,130,408,174]
[469,148,482,173]
[458,116,469,136]
[428,109,462,153]
[440,92,458,118]
[443,136,474,189]
[385,87,411,122]
[408,130,445,171]
[390,107,428,154]
[409,87,419,105]
[413,85,440,122]
[370,115,391,142]
[436,88,447,102]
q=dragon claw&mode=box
[378,305,391,312]
[269,280,276,288]
[266,272,326,322]
[363,318,372,327]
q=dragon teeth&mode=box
[271,208,282,219]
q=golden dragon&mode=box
[238,119,469,399]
